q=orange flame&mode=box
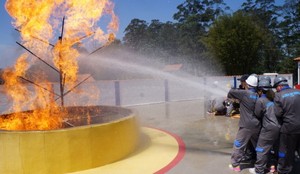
[3,54,29,112]
[2,0,119,130]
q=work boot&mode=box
[248,168,256,174]
[229,164,241,172]
[249,168,264,174]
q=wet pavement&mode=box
[127,100,253,174]
[1,91,297,174]
[128,100,300,174]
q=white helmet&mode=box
[246,74,258,87]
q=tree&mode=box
[173,0,229,55]
[276,0,300,81]
[142,19,165,57]
[123,19,148,52]
[241,0,282,72]
[123,19,181,64]
[173,0,228,30]
[146,21,181,64]
[204,12,272,75]
[172,0,229,75]
[241,0,279,29]
[279,0,300,57]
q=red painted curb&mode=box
[146,127,186,174]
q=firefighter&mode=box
[273,76,300,174]
[207,96,227,115]
[238,74,249,89]
[228,74,261,172]
[238,74,257,163]
[249,77,280,174]
[207,97,238,116]
[207,81,238,117]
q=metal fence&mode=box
[0,74,294,113]
[61,73,293,107]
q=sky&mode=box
[0,0,282,68]
[0,0,245,46]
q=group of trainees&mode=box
[227,74,300,174]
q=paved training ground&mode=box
[71,127,185,174]
[74,100,248,174]
[1,98,298,174]
[79,100,299,174]
[129,100,243,174]
[0,99,267,173]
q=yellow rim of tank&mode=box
[0,112,139,174]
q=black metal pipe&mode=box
[18,76,60,97]
[72,32,95,45]
[88,45,106,56]
[15,28,55,47]
[54,75,92,101]
[60,16,65,40]
[16,42,59,73]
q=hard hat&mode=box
[259,76,271,84]
[273,76,288,87]
[258,78,272,91]
[246,74,258,87]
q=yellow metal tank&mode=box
[0,106,140,174]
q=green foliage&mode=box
[123,19,148,52]
[173,0,227,28]
[204,12,272,74]
[123,19,181,63]
[279,0,300,56]
[277,57,296,74]
[122,0,228,76]
[121,0,300,76]
[241,0,279,29]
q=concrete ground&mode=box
[128,100,250,174]
[129,100,300,174]
[1,94,298,174]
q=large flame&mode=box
[1,0,119,130]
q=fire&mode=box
[3,54,30,113]
[1,0,119,130]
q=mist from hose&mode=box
[82,49,229,98]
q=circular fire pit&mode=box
[0,105,140,174]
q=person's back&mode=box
[228,74,261,172]
[250,81,280,174]
[274,87,300,133]
[273,76,300,174]
[256,97,279,131]
[228,88,260,128]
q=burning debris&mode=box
[1,0,119,130]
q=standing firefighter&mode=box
[228,74,261,172]
[238,74,249,89]
[273,76,300,174]
[249,77,280,174]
